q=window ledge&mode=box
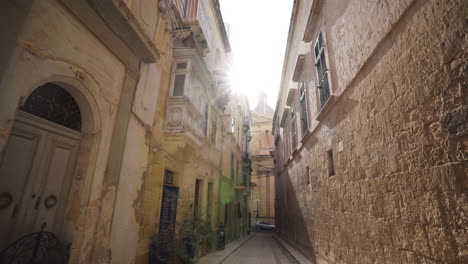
[315,95,337,121]
[300,129,314,144]
[291,144,302,158]
[283,155,293,168]
[283,144,302,169]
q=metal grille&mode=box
[161,0,196,48]
[164,169,175,185]
[0,223,70,264]
[20,83,82,132]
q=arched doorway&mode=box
[0,83,82,250]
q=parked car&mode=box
[254,221,276,231]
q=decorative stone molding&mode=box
[165,96,205,146]
[292,54,305,82]
[88,0,160,63]
[315,95,337,121]
[286,88,297,107]
[280,107,290,128]
[303,0,324,42]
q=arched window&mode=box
[20,83,82,131]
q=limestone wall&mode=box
[0,1,127,262]
[274,0,467,263]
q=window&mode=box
[235,160,239,184]
[173,75,185,96]
[327,150,335,176]
[305,166,310,185]
[299,80,309,136]
[20,83,82,131]
[164,169,175,185]
[203,104,209,136]
[230,153,235,181]
[283,129,289,159]
[194,179,201,216]
[314,32,330,108]
[211,115,217,144]
[207,182,213,224]
[291,107,297,150]
[172,61,189,96]
[176,62,187,69]
[181,0,188,17]
[230,116,235,133]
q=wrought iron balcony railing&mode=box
[213,70,229,87]
[162,0,212,54]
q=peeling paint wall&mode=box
[0,0,126,262]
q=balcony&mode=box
[163,0,212,54]
[213,70,229,87]
[213,70,231,107]
[165,96,205,145]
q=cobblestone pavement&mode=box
[222,232,298,264]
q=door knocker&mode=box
[0,192,13,209]
[44,194,57,209]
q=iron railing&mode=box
[0,223,70,264]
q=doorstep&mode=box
[197,233,255,264]
[274,235,313,264]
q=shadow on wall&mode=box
[323,96,359,130]
[277,168,317,263]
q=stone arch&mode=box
[22,75,101,134]
[20,82,83,131]
[16,75,104,246]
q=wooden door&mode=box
[0,112,80,249]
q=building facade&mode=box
[0,0,250,264]
[220,94,252,242]
[273,0,467,263]
[0,1,169,263]
[250,93,275,225]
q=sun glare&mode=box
[220,0,293,108]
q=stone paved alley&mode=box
[0,0,466,263]
[223,233,298,264]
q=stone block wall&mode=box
[274,0,467,263]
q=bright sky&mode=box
[220,0,293,109]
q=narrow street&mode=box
[222,232,298,264]
[0,0,465,263]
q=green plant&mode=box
[150,231,176,264]
[149,218,217,264]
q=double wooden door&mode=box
[0,111,80,250]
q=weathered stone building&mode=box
[220,94,252,242]
[273,0,467,263]
[0,1,168,263]
[0,0,249,263]
[139,0,247,260]
[250,93,276,225]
